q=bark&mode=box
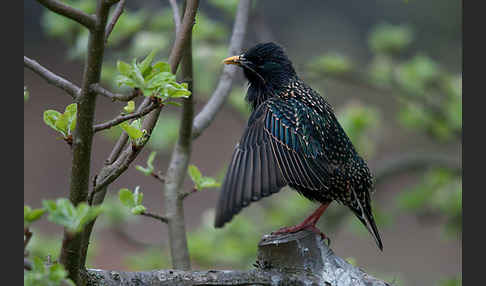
[58,1,114,284]
[84,230,390,286]
[162,0,197,271]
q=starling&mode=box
[214,42,383,250]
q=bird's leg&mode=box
[271,202,331,239]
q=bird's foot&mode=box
[271,203,332,241]
[271,224,327,241]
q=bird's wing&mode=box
[214,98,332,227]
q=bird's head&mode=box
[223,42,296,89]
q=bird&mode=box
[214,42,383,251]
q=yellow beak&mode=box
[223,55,241,65]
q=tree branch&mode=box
[58,0,114,283]
[103,98,153,166]
[141,211,169,224]
[151,170,166,183]
[90,84,141,101]
[179,188,197,200]
[36,0,96,30]
[191,0,251,139]
[24,56,81,99]
[93,101,159,133]
[80,0,200,271]
[161,0,199,271]
[168,0,182,34]
[104,0,126,42]
[85,230,390,286]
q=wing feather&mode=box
[214,97,332,227]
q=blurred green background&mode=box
[24,1,461,286]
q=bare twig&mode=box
[36,0,96,29]
[141,211,169,223]
[179,188,197,200]
[168,0,182,34]
[104,0,126,42]
[91,84,141,101]
[93,101,159,132]
[191,0,252,139]
[24,56,81,99]
[167,0,199,73]
[151,170,166,183]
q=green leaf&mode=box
[42,198,102,233]
[25,256,75,286]
[116,74,137,88]
[43,104,77,137]
[43,199,73,229]
[77,205,103,233]
[64,103,77,117]
[131,205,147,215]
[167,84,192,98]
[43,110,62,131]
[146,72,173,89]
[48,263,68,282]
[119,188,135,208]
[199,177,221,189]
[118,187,147,215]
[165,101,182,107]
[124,100,135,113]
[24,206,46,227]
[120,120,144,140]
[131,59,146,87]
[139,49,159,76]
[188,165,221,190]
[135,165,152,175]
[188,165,203,184]
[147,151,156,169]
[24,205,31,218]
[153,61,171,73]
[117,60,132,76]
[64,103,77,134]
[32,256,46,273]
[55,113,69,136]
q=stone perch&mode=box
[86,230,391,285]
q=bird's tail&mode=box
[351,189,383,251]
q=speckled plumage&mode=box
[215,42,383,250]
